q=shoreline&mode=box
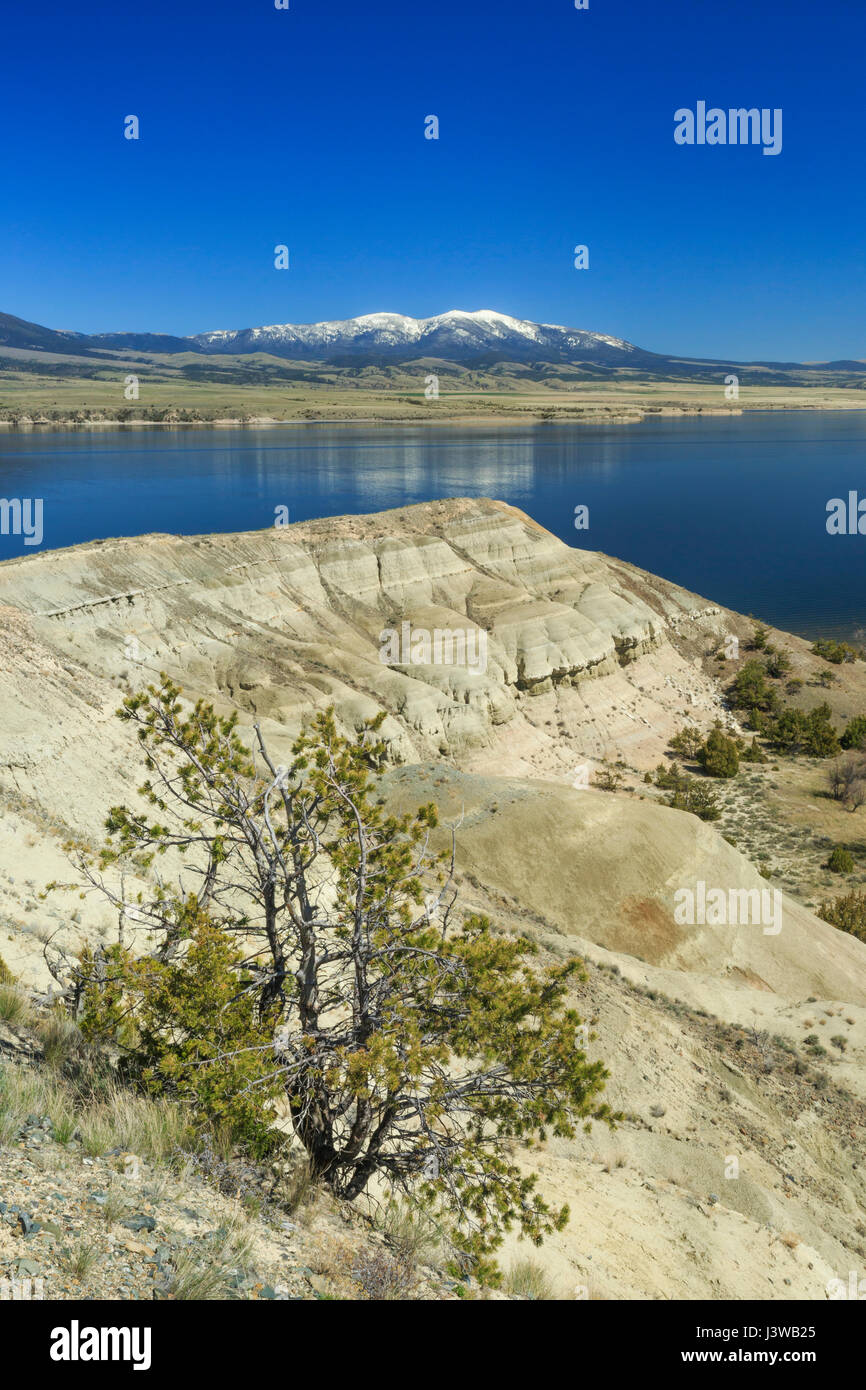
[3,400,866,433]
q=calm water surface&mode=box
[1,412,864,641]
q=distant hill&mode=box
[0,311,85,353]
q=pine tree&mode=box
[61,678,617,1274]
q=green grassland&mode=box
[1,346,865,427]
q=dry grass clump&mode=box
[351,1245,418,1301]
[0,1055,186,1163]
[211,1200,256,1271]
[374,1197,443,1268]
[77,1086,188,1161]
[271,1154,319,1217]
[65,1241,100,1280]
[505,1257,556,1301]
[36,1014,85,1069]
[0,1060,65,1142]
[0,984,30,1026]
[164,1250,231,1301]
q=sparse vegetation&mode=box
[728,663,842,756]
[373,1197,443,1268]
[36,1013,85,1069]
[65,1241,101,1280]
[763,647,792,679]
[165,1249,231,1301]
[769,704,840,757]
[668,726,704,760]
[827,755,866,811]
[99,1183,130,1226]
[0,984,29,1025]
[505,1257,555,1301]
[273,1154,319,1216]
[351,1246,417,1301]
[741,736,768,764]
[841,716,866,751]
[655,764,722,821]
[827,845,855,874]
[818,887,866,943]
[811,639,863,665]
[593,759,627,791]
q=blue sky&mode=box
[2,0,863,360]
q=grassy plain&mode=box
[1,347,865,426]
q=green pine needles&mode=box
[60,677,616,1276]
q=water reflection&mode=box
[1,415,865,641]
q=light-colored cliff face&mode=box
[0,498,734,818]
[1,498,864,1301]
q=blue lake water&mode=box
[1,411,864,642]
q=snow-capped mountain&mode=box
[189,309,644,364]
[0,307,654,366]
[9,307,860,377]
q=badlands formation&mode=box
[1,497,864,1299]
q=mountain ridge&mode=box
[4,307,864,374]
[190,308,642,363]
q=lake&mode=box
[1,411,864,642]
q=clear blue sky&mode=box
[2,0,863,360]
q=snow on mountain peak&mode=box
[191,310,638,361]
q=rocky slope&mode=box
[0,1019,463,1302]
[1,498,864,1299]
[0,496,734,799]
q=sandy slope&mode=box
[0,498,863,1299]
